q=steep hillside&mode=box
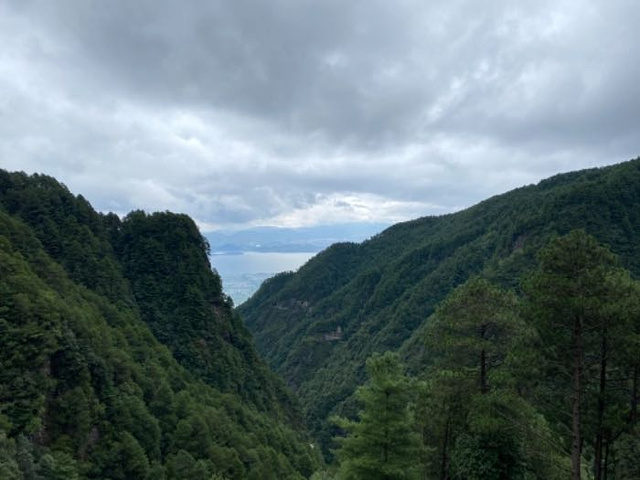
[239,157,640,451]
[114,210,302,419]
[0,170,320,479]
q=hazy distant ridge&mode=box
[205,223,389,253]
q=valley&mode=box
[2,158,640,478]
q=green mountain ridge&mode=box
[238,156,640,452]
[0,170,320,479]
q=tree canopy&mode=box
[333,352,420,480]
[0,170,321,479]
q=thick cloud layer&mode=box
[1,0,639,228]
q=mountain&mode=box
[0,170,321,479]
[238,156,640,452]
[205,224,389,254]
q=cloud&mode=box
[1,0,639,229]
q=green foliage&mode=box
[309,470,337,480]
[615,427,640,478]
[0,431,20,480]
[413,232,639,479]
[38,451,80,480]
[113,210,303,422]
[524,230,640,479]
[423,277,523,393]
[333,352,420,480]
[450,432,516,480]
[415,277,567,479]
[0,170,321,479]
[239,156,640,455]
[0,170,132,303]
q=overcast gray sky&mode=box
[1,0,639,230]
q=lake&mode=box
[210,251,316,305]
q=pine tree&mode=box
[425,277,523,395]
[334,352,420,480]
[420,278,523,478]
[418,277,564,479]
[524,230,620,480]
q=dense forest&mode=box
[327,233,640,479]
[0,170,321,479]
[239,158,640,477]
[2,159,640,479]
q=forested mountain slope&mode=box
[239,157,640,451]
[0,170,320,479]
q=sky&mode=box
[1,0,639,231]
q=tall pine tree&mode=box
[419,278,565,479]
[524,230,621,480]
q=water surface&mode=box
[210,251,316,304]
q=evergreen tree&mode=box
[420,278,521,478]
[0,432,20,480]
[418,277,565,479]
[37,451,79,480]
[333,352,420,480]
[587,270,640,479]
[424,277,523,395]
[524,230,621,480]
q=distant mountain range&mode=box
[207,224,388,306]
[205,223,389,254]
